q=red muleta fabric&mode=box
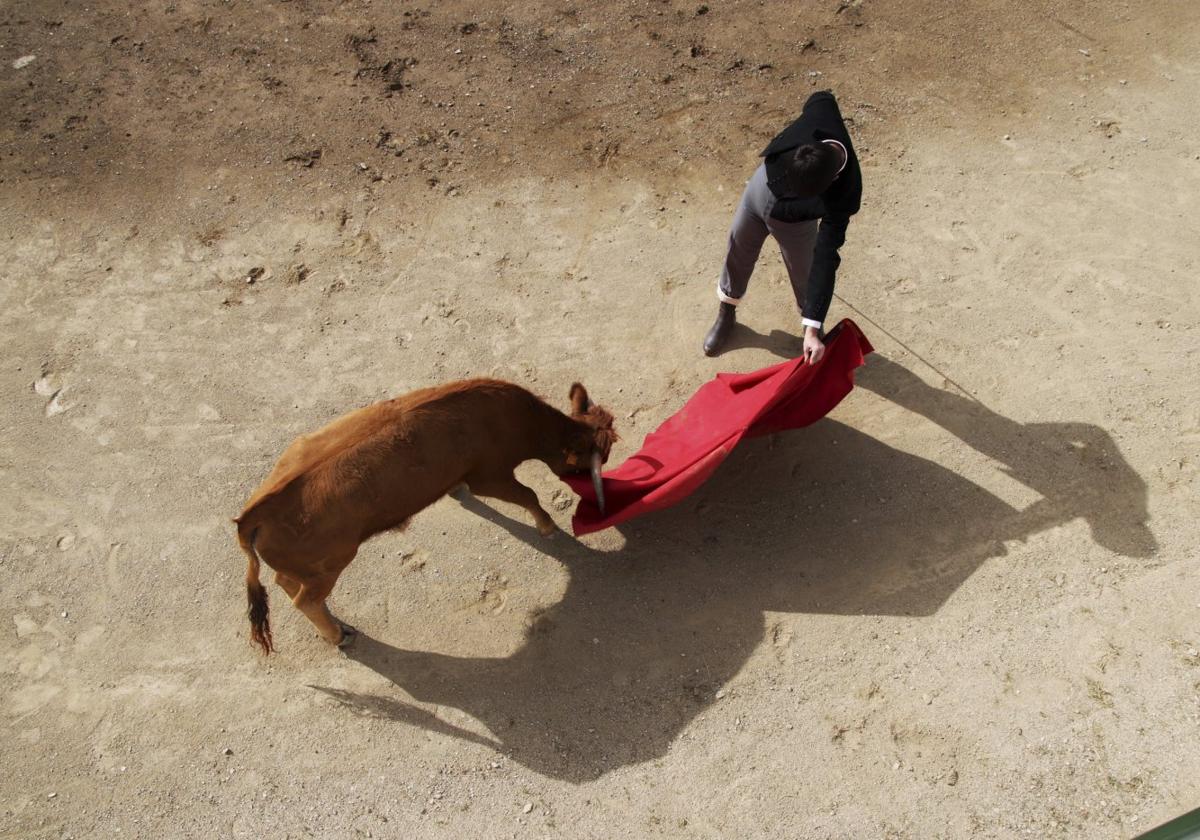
[563,319,873,535]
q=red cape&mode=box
[563,319,873,535]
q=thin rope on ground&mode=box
[833,292,986,406]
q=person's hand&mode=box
[802,326,826,365]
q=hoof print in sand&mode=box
[33,375,70,417]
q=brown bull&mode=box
[234,379,617,653]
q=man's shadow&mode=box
[314,354,1155,782]
[722,324,806,358]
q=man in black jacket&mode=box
[703,91,862,362]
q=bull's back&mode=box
[237,379,546,535]
[239,401,397,515]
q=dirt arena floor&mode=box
[3,1,1199,837]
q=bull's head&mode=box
[564,383,618,515]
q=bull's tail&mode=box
[236,518,273,654]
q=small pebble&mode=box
[522,802,533,814]
[222,747,233,756]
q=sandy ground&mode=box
[3,1,1199,837]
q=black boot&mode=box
[703,302,737,356]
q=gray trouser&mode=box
[718,164,819,311]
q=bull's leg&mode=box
[292,573,356,648]
[274,572,301,600]
[466,473,558,536]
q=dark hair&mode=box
[783,142,841,198]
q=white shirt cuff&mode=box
[801,317,823,330]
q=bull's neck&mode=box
[529,398,582,463]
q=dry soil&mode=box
[2,1,1199,838]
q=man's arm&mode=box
[802,212,851,326]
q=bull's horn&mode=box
[590,450,606,516]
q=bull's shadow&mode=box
[321,354,1154,782]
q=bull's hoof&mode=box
[537,521,558,538]
[336,624,359,649]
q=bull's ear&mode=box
[569,382,590,414]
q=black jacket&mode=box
[762,91,862,324]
